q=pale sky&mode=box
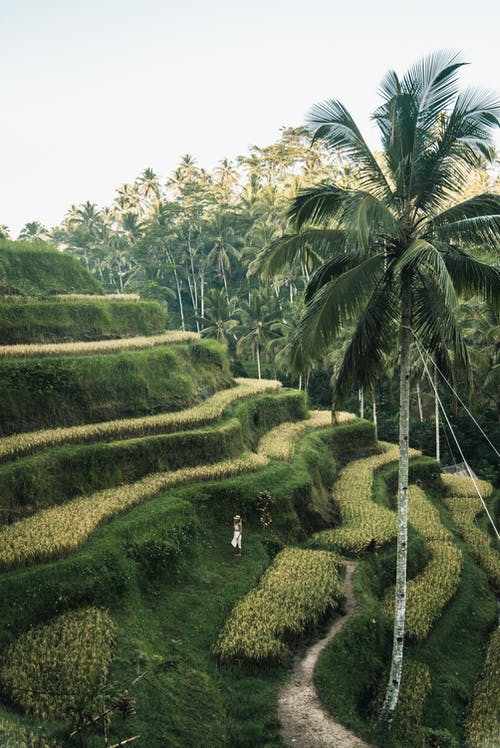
[1,0,499,236]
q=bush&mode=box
[0,418,247,518]
[123,499,198,576]
[0,377,280,463]
[464,628,500,748]
[315,604,392,728]
[0,388,299,520]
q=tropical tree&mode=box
[18,221,49,241]
[259,51,500,723]
[237,289,280,379]
[200,287,240,347]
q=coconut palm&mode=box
[237,290,281,379]
[259,51,500,722]
[18,221,49,241]
[200,287,240,347]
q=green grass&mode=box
[0,240,101,296]
[0,299,166,344]
[0,339,232,435]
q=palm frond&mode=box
[414,89,500,213]
[427,193,500,245]
[412,276,470,383]
[288,184,349,229]
[404,50,465,129]
[443,249,500,309]
[343,191,402,248]
[289,254,386,365]
[396,239,456,310]
[306,100,394,202]
[305,251,365,302]
[333,281,399,402]
[252,229,346,279]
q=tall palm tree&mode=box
[237,290,280,379]
[260,51,500,722]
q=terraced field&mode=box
[0,271,497,748]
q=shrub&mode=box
[0,453,269,569]
[313,443,421,554]
[441,473,493,500]
[0,331,197,358]
[0,377,281,464]
[0,418,247,517]
[444,495,500,587]
[123,499,198,575]
[374,661,432,748]
[0,718,61,748]
[0,240,101,295]
[257,409,355,461]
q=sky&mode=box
[1,0,499,236]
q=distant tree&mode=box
[18,221,49,241]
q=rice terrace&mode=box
[0,50,499,748]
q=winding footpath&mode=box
[278,560,372,748]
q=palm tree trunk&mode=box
[434,365,440,464]
[371,385,378,441]
[256,343,261,380]
[380,277,411,724]
[416,380,423,422]
[359,387,365,419]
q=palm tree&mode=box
[18,221,49,241]
[205,211,241,303]
[237,290,280,379]
[200,288,240,347]
[260,51,500,723]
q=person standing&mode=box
[231,515,242,556]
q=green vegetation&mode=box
[215,547,344,662]
[0,71,498,746]
[465,628,500,748]
[0,377,280,463]
[1,608,116,722]
[314,462,497,748]
[0,298,166,344]
[0,339,232,435]
[0,240,101,296]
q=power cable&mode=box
[408,329,500,541]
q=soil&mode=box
[278,560,373,747]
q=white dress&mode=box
[231,523,242,549]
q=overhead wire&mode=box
[408,328,500,541]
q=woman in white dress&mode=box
[231,515,243,556]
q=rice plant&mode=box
[215,547,344,662]
[258,410,355,461]
[1,607,116,723]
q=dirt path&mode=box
[278,560,372,747]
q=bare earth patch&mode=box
[278,560,373,747]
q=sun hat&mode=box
[234,515,241,520]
